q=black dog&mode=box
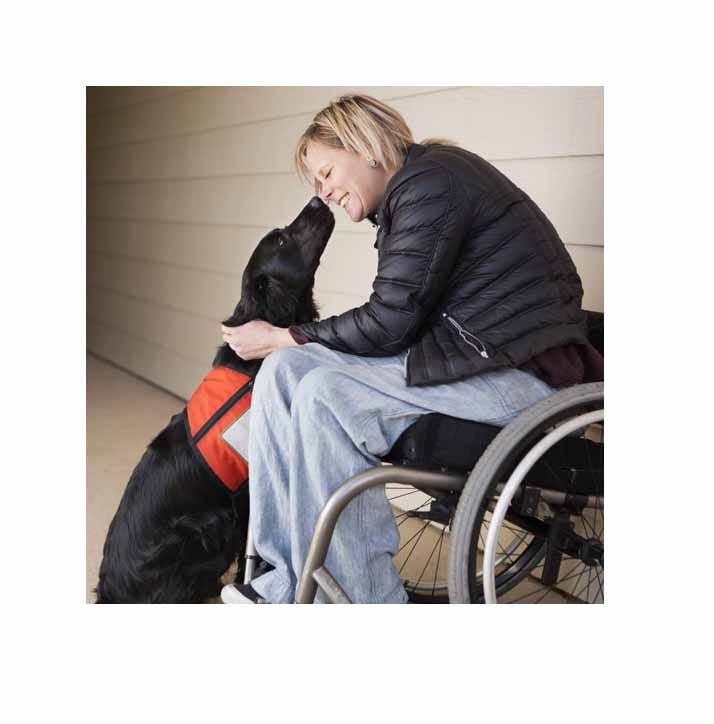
[95,197,335,603]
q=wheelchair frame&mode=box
[242,381,604,604]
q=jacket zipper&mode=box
[192,379,254,445]
[442,312,490,358]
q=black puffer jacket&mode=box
[297,143,588,387]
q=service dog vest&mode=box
[184,366,254,492]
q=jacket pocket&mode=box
[442,311,491,359]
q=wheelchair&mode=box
[243,312,604,604]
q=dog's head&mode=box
[224,196,335,328]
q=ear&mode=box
[255,274,269,295]
[222,299,248,327]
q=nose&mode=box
[319,180,335,203]
[309,196,325,209]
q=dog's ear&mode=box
[256,274,268,294]
[222,298,252,327]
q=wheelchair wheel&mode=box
[448,383,604,604]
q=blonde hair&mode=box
[294,95,415,193]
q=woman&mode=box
[220,94,602,604]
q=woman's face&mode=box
[304,142,396,223]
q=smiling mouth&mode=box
[338,193,351,209]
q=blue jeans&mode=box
[247,343,555,604]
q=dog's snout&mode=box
[309,196,325,210]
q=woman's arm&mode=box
[295,166,470,356]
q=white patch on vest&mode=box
[221,409,251,463]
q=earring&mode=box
[368,159,378,168]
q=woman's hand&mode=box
[221,320,298,360]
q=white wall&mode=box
[87,86,603,399]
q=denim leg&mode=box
[248,344,555,604]
[246,344,405,603]
[245,347,323,603]
[285,368,410,604]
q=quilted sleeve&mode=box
[295,167,471,356]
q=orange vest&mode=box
[184,366,254,492]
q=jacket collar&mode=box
[403,142,428,165]
[367,143,425,228]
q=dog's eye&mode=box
[278,239,284,246]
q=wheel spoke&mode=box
[432,523,448,597]
[412,524,447,592]
[505,581,554,604]
[579,510,597,539]
[595,566,605,603]
[394,498,432,527]
[398,522,430,574]
[573,572,592,603]
[568,559,590,600]
[387,490,427,503]
[505,563,589,603]
[532,584,558,605]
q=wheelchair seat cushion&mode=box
[384,413,602,496]
[384,412,500,472]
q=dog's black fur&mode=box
[95,197,335,603]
